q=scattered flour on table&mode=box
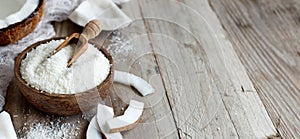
[19,116,81,139]
[20,39,111,94]
[106,31,133,63]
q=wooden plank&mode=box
[94,1,180,138]
[136,0,278,138]
[140,21,239,138]
[5,0,292,138]
[209,0,300,138]
[101,30,179,139]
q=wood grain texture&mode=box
[4,0,293,138]
[131,0,277,138]
[209,0,300,138]
[134,1,238,138]
[100,1,180,138]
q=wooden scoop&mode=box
[49,20,102,67]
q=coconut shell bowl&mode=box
[0,0,45,46]
[14,37,114,116]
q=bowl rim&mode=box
[14,37,114,98]
[0,0,45,32]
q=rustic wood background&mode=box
[4,0,299,138]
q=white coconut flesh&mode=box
[106,100,144,133]
[96,104,123,139]
[114,71,155,96]
[0,0,39,29]
[86,116,103,139]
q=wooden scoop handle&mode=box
[67,20,102,67]
[80,20,102,40]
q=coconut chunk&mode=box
[114,71,154,96]
[96,104,123,139]
[0,111,17,139]
[106,100,144,133]
[86,116,102,139]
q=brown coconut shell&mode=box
[14,37,114,116]
[0,0,45,46]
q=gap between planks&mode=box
[136,0,182,138]
[135,0,279,138]
[209,0,300,138]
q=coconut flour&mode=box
[20,39,110,94]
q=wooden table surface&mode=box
[4,0,299,138]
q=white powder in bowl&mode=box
[20,39,111,94]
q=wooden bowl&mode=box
[14,37,114,116]
[0,0,44,46]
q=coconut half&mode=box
[106,100,144,133]
[114,70,155,96]
[0,0,39,29]
[0,0,25,26]
[96,104,123,139]
[0,0,44,45]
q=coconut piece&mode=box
[114,70,154,96]
[106,100,144,133]
[68,0,132,31]
[0,0,39,29]
[0,111,17,139]
[86,116,103,139]
[0,0,44,45]
[96,104,123,139]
